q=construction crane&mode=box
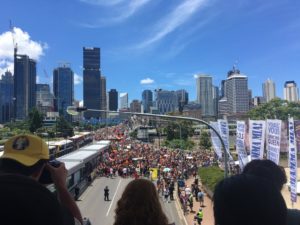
[9,20,17,56]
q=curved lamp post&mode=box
[67,106,229,177]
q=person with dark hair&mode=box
[114,179,170,225]
[213,174,287,225]
[242,159,287,190]
[0,134,83,225]
[0,174,64,225]
[242,159,300,225]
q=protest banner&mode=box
[236,121,248,169]
[249,120,266,160]
[218,119,232,160]
[288,118,298,203]
[210,121,222,159]
[295,120,300,154]
[266,119,281,165]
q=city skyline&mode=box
[0,0,300,103]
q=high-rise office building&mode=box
[225,66,249,114]
[0,71,14,123]
[83,47,101,119]
[108,89,118,111]
[53,64,74,120]
[120,93,128,109]
[154,89,178,114]
[196,75,214,116]
[100,76,107,118]
[263,79,276,102]
[176,89,189,112]
[284,81,299,102]
[36,84,54,115]
[212,86,219,117]
[220,80,226,98]
[142,90,153,113]
[14,54,36,120]
[130,100,141,112]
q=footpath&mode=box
[176,177,214,225]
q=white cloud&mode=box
[74,73,83,85]
[80,0,151,27]
[193,74,199,79]
[140,78,154,84]
[136,0,208,48]
[0,27,47,75]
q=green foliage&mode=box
[199,166,224,192]
[56,116,74,137]
[28,108,44,133]
[130,129,137,138]
[163,139,195,150]
[6,120,29,132]
[164,121,194,141]
[248,98,300,120]
[35,126,56,138]
[199,130,212,149]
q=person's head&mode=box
[114,179,168,225]
[0,174,64,225]
[242,159,287,191]
[213,174,287,225]
[0,134,49,179]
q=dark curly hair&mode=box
[114,179,169,225]
[242,159,287,191]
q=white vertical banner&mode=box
[266,119,282,165]
[217,119,232,160]
[249,120,266,160]
[209,122,222,160]
[236,121,249,169]
[288,118,297,203]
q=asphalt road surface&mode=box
[77,177,186,225]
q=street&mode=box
[77,177,186,225]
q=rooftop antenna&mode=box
[9,20,18,56]
[233,60,238,71]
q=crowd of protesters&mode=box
[92,122,218,223]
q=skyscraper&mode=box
[130,100,141,112]
[263,79,276,102]
[14,54,36,120]
[225,66,249,114]
[212,86,219,117]
[36,84,54,115]
[284,81,299,102]
[154,89,178,114]
[176,89,189,112]
[108,89,118,111]
[100,76,107,117]
[142,90,153,113]
[0,71,14,123]
[83,47,101,119]
[196,75,214,116]
[120,93,128,109]
[53,64,74,120]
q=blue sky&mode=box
[0,0,300,103]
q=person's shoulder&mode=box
[287,208,300,225]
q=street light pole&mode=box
[67,106,230,177]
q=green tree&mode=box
[56,116,74,137]
[28,108,44,133]
[164,121,193,141]
[248,98,300,120]
[199,130,212,149]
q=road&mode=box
[77,177,186,225]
